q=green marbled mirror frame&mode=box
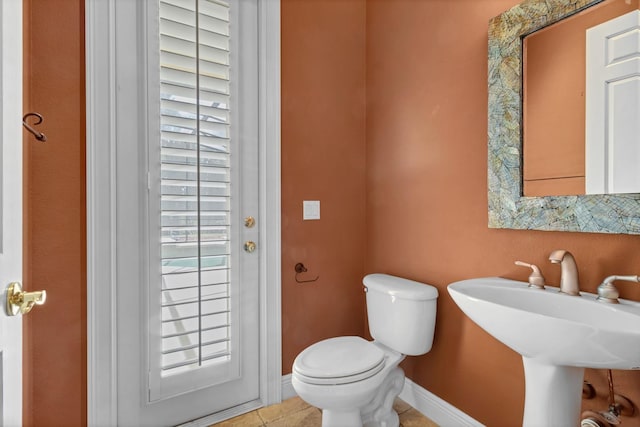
[488,0,640,234]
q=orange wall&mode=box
[366,0,640,425]
[23,0,86,426]
[281,0,368,371]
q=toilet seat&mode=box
[293,336,386,385]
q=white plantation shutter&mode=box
[159,0,233,376]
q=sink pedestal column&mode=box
[522,357,584,427]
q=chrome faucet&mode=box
[548,250,580,296]
[596,275,640,304]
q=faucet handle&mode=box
[596,275,640,304]
[515,261,546,289]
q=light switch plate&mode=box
[303,200,320,220]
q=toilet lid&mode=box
[293,336,385,385]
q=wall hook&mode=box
[295,263,319,283]
[23,112,47,142]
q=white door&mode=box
[114,1,264,425]
[87,1,281,424]
[0,0,23,425]
[586,10,640,194]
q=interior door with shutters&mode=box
[0,0,23,424]
[118,1,261,425]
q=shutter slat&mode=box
[161,83,229,109]
[162,281,227,292]
[162,316,230,339]
[161,66,230,91]
[161,99,229,124]
[162,294,228,309]
[161,212,229,227]
[163,337,230,355]
[163,312,229,332]
[161,50,230,80]
[161,114,229,138]
[161,350,229,372]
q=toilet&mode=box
[291,273,438,427]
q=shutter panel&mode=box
[159,0,232,376]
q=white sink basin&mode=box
[448,277,640,369]
[448,277,640,426]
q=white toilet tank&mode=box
[363,273,438,356]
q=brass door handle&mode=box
[244,241,257,253]
[6,282,46,316]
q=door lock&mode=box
[6,282,47,316]
[244,241,257,253]
[244,216,255,228]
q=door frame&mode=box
[85,1,282,425]
[0,0,23,424]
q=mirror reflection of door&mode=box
[586,10,640,195]
[522,0,640,197]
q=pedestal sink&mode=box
[448,277,640,427]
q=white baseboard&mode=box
[281,374,484,427]
[398,377,484,427]
[281,373,296,400]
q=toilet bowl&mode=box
[291,274,438,427]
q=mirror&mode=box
[488,0,640,234]
[522,0,640,197]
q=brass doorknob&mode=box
[244,241,257,253]
[6,282,46,316]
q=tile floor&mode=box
[211,397,439,427]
